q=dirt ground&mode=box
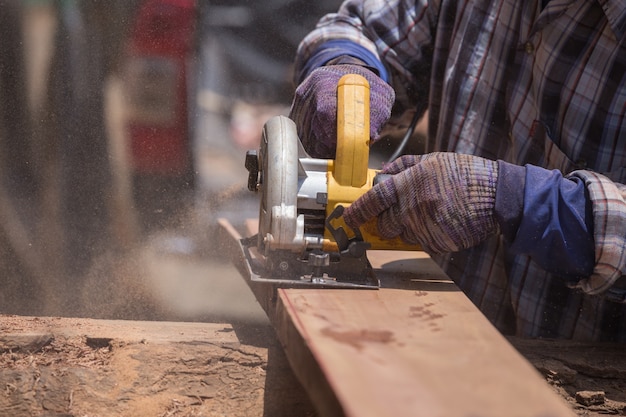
[0,315,316,417]
[510,337,626,416]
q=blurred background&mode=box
[0,0,344,323]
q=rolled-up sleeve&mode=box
[568,170,626,295]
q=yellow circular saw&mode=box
[242,74,418,288]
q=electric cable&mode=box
[386,109,422,163]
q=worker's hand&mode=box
[289,64,394,159]
[343,152,500,253]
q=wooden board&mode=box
[224,220,577,417]
[1,316,239,345]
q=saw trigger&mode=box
[326,205,370,257]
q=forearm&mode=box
[294,1,385,79]
[495,161,626,297]
[295,40,389,84]
[294,0,435,97]
[495,161,595,281]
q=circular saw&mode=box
[241,74,418,289]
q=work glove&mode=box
[343,152,499,254]
[289,64,395,159]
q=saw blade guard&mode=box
[257,115,306,254]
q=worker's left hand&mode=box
[289,63,394,159]
[343,152,500,253]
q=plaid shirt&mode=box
[295,0,626,340]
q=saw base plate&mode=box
[238,236,380,290]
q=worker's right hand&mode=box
[289,64,395,159]
[343,152,500,254]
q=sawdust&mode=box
[0,334,111,370]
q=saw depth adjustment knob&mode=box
[245,150,259,191]
[308,251,330,279]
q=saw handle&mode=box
[333,74,370,188]
[327,74,421,251]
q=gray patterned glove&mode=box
[289,64,395,158]
[343,152,500,253]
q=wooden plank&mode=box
[275,268,575,417]
[225,220,577,417]
[0,315,239,345]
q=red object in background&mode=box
[125,0,196,177]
